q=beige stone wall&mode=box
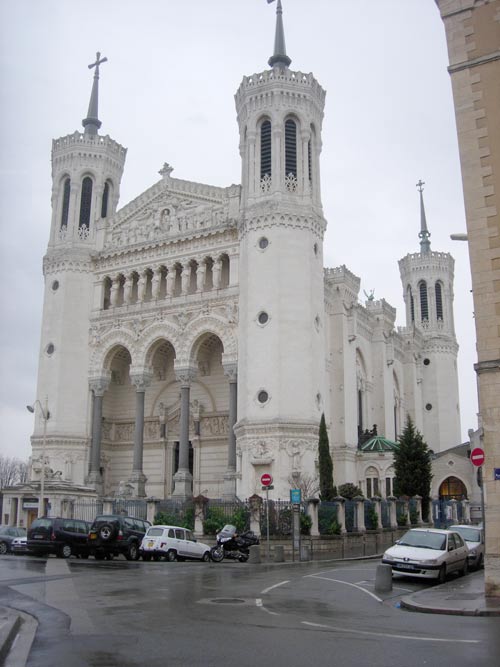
[435,0,500,596]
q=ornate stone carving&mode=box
[201,415,229,436]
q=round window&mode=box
[258,237,269,250]
[425,403,432,411]
[46,343,55,356]
[51,280,59,291]
[257,390,269,404]
[423,358,430,366]
[258,311,269,325]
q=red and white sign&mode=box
[261,473,273,487]
[470,447,485,467]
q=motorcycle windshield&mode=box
[220,525,237,536]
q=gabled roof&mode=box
[359,436,399,453]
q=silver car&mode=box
[449,524,484,570]
[382,528,469,584]
[140,525,212,562]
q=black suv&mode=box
[88,515,151,561]
[27,517,91,558]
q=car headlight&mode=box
[469,550,477,556]
[420,559,438,565]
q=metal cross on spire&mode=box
[82,51,108,135]
[416,179,431,253]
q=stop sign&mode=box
[470,447,485,467]
[261,473,273,487]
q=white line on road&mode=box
[256,598,280,616]
[301,621,480,644]
[307,574,383,602]
[260,580,290,595]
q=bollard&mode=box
[249,544,261,563]
[375,564,393,593]
[300,545,311,562]
[274,545,284,563]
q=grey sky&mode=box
[0,0,477,460]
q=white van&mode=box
[140,525,211,562]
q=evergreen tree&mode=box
[393,415,432,521]
[318,413,336,501]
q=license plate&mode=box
[148,541,154,548]
[33,535,43,539]
[397,563,414,570]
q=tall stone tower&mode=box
[234,1,327,498]
[32,54,127,489]
[398,182,461,452]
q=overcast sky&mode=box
[0,0,478,461]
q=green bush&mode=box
[337,483,364,500]
[397,513,408,527]
[410,509,419,525]
[366,506,378,529]
[154,510,194,530]
[230,507,250,532]
[203,507,227,535]
[300,513,312,535]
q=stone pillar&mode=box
[412,495,424,526]
[401,500,410,527]
[449,498,458,523]
[181,265,191,295]
[301,129,310,193]
[193,495,208,537]
[213,259,222,289]
[249,494,262,537]
[86,374,110,494]
[123,276,132,304]
[172,366,196,499]
[110,278,119,307]
[354,496,366,532]
[334,496,347,534]
[146,498,159,525]
[387,497,398,529]
[196,260,206,292]
[137,272,147,302]
[222,363,238,499]
[102,499,114,515]
[152,269,161,299]
[129,370,153,497]
[306,498,320,537]
[462,499,471,524]
[166,266,175,297]
[371,497,382,529]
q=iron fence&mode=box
[381,500,390,528]
[71,499,103,522]
[112,499,148,520]
[318,502,339,535]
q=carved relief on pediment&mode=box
[107,192,229,248]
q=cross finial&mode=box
[416,179,425,193]
[88,52,108,76]
[82,51,107,135]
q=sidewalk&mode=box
[400,570,500,616]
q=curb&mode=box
[0,609,21,664]
[400,596,500,617]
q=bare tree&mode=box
[287,472,320,499]
[0,455,29,489]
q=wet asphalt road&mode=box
[1,554,498,667]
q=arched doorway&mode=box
[439,476,468,501]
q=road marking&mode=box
[307,574,383,603]
[256,598,280,616]
[260,580,290,595]
[301,621,479,644]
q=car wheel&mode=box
[0,542,8,555]
[166,550,177,562]
[461,558,469,577]
[437,564,446,585]
[98,523,116,541]
[60,544,72,559]
[202,551,210,562]
[125,543,139,561]
[210,546,224,562]
[142,553,152,561]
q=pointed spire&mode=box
[416,179,431,253]
[82,52,108,135]
[268,0,291,69]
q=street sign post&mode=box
[470,447,485,467]
[261,473,273,487]
[261,473,273,561]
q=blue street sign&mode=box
[494,468,500,481]
[290,489,301,504]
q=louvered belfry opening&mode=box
[60,178,71,228]
[285,118,297,177]
[435,282,443,320]
[260,120,272,179]
[79,176,93,229]
[419,280,429,321]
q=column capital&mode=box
[174,364,197,387]
[89,373,111,396]
[223,362,238,382]
[130,368,153,391]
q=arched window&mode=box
[260,120,272,179]
[439,476,467,500]
[407,285,414,322]
[419,280,428,321]
[60,178,71,229]
[101,181,110,218]
[79,177,93,229]
[435,282,443,320]
[285,118,297,178]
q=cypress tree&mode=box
[393,415,432,520]
[318,413,335,501]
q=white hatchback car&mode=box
[449,524,485,570]
[140,525,212,562]
[382,528,469,584]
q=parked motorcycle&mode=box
[210,524,259,562]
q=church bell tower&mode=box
[31,54,127,488]
[234,1,327,498]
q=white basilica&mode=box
[27,2,462,506]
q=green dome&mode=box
[359,436,399,452]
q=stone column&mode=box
[246,130,256,195]
[172,366,196,499]
[193,495,208,537]
[306,498,320,537]
[387,497,398,529]
[137,272,147,302]
[152,269,161,299]
[300,128,310,194]
[371,497,382,529]
[128,370,153,497]
[110,278,119,307]
[86,374,110,494]
[196,260,206,292]
[222,363,238,499]
[123,276,132,304]
[449,498,458,523]
[166,266,175,297]
[462,499,471,524]
[249,494,262,537]
[354,496,366,532]
[212,259,222,289]
[412,495,423,526]
[181,265,191,295]
[334,496,347,534]
[146,498,159,525]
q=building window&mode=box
[101,181,110,218]
[257,311,269,325]
[260,120,272,179]
[61,178,71,229]
[435,282,443,320]
[79,177,93,229]
[257,390,269,404]
[258,237,269,250]
[419,281,428,321]
[285,118,297,178]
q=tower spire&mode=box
[416,179,431,253]
[268,0,291,69]
[82,52,108,135]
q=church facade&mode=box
[27,3,463,507]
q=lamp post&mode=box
[26,397,50,518]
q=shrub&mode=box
[300,513,312,535]
[337,483,364,500]
[203,507,227,535]
[366,506,378,529]
[397,513,408,527]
